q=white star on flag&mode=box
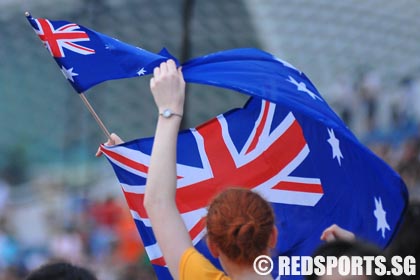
[274,56,301,73]
[287,76,323,101]
[137,67,147,76]
[61,66,78,82]
[327,128,344,165]
[374,197,390,238]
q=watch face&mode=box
[162,109,172,118]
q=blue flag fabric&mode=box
[26,13,168,93]
[100,95,407,280]
[29,15,408,279]
[181,49,345,131]
[25,13,357,137]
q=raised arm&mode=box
[143,60,192,279]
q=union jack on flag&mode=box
[100,97,406,280]
[100,97,326,278]
[27,13,168,93]
[95,48,406,280]
[32,18,95,58]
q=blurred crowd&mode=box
[1,69,420,280]
[328,69,420,201]
[0,180,156,280]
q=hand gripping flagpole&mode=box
[79,93,112,140]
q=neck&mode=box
[220,255,273,280]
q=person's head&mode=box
[307,240,394,280]
[205,188,277,267]
[25,262,97,280]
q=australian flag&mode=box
[26,13,168,93]
[28,15,408,279]
[100,50,408,279]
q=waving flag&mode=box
[26,13,168,93]
[101,96,407,280]
[25,13,350,135]
[28,15,407,279]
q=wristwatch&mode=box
[160,108,183,118]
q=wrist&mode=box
[159,108,183,119]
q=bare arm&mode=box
[143,60,192,279]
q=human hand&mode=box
[320,224,356,242]
[150,60,185,117]
[95,133,124,157]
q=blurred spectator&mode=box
[117,262,157,280]
[88,196,123,263]
[49,225,86,264]
[0,177,10,217]
[396,137,420,199]
[307,239,394,280]
[0,218,20,272]
[90,196,123,228]
[25,261,97,280]
[114,207,144,264]
[385,201,420,278]
[358,70,382,134]
[328,74,356,128]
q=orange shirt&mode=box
[179,247,230,280]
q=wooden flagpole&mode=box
[79,93,111,140]
[26,11,111,140]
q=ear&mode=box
[268,226,278,249]
[206,237,220,258]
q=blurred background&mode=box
[1,0,420,279]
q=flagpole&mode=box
[79,93,111,140]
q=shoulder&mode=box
[179,247,230,280]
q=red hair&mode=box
[206,188,275,265]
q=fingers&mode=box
[153,66,160,78]
[159,60,168,75]
[320,224,356,242]
[95,133,124,157]
[322,231,337,242]
[95,147,102,157]
[110,133,124,145]
[320,224,339,241]
[153,60,179,78]
[166,59,177,72]
[150,59,185,115]
[178,66,184,81]
[150,77,155,89]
